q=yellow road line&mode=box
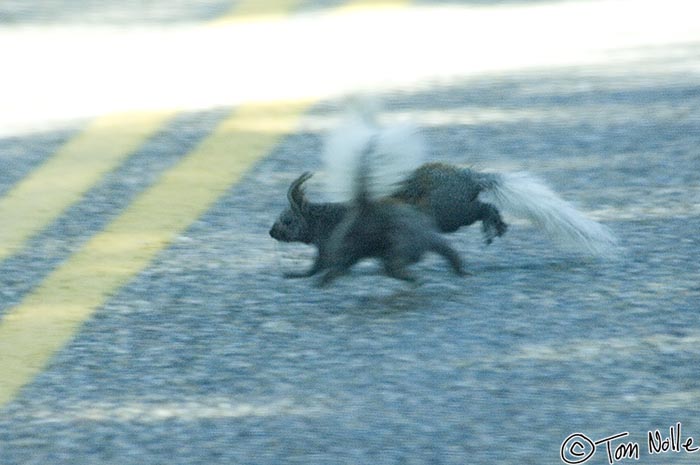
[338,0,410,10]
[215,0,409,23]
[215,0,306,23]
[0,110,177,263]
[0,0,412,408]
[0,0,304,265]
[0,101,311,406]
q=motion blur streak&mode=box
[1,0,698,136]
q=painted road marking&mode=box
[0,0,304,265]
[0,101,311,406]
[0,0,411,408]
[0,111,177,263]
[215,0,305,23]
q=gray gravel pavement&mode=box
[1,2,700,465]
[2,68,699,464]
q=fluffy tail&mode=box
[481,171,618,257]
[323,100,426,202]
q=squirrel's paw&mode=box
[283,269,315,279]
[482,218,508,245]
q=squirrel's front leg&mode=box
[283,269,317,279]
[283,253,324,279]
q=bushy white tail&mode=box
[485,172,618,256]
[323,102,426,202]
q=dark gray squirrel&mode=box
[270,105,617,283]
[313,135,466,286]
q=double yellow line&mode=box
[0,0,409,408]
[0,110,178,263]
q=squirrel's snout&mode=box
[269,224,282,239]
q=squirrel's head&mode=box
[269,172,314,244]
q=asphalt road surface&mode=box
[1,1,699,464]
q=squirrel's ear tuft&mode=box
[288,172,313,214]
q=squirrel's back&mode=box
[392,163,493,203]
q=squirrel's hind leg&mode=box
[429,237,468,276]
[476,202,508,244]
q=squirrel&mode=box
[271,107,465,285]
[316,136,465,286]
[269,104,617,281]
